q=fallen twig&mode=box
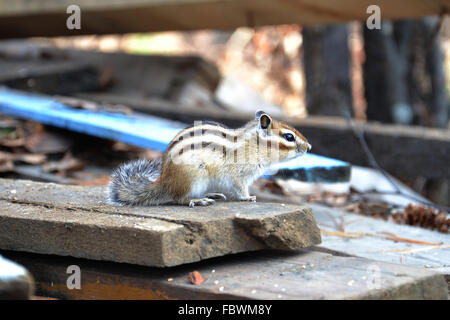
[321,228,443,246]
[320,229,363,239]
[379,232,443,245]
[369,244,450,254]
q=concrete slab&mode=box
[0,178,321,267]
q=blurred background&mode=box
[45,19,450,124]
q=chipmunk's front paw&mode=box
[240,195,256,202]
[188,198,216,207]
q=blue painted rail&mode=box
[0,87,350,182]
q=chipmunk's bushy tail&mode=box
[107,158,171,206]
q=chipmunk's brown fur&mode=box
[108,110,311,207]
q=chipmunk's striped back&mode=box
[107,110,311,207]
[165,121,236,158]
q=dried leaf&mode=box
[0,138,26,147]
[15,153,46,165]
[76,175,110,186]
[112,142,143,153]
[0,151,46,165]
[42,153,84,173]
[259,179,286,196]
[0,150,12,162]
[0,160,14,172]
[55,96,132,115]
[25,132,72,154]
[54,96,99,111]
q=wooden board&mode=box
[251,190,450,281]
[2,248,448,300]
[312,204,450,275]
[0,178,321,267]
[0,87,351,182]
[313,202,450,293]
[0,42,220,102]
[0,60,101,96]
[0,0,449,38]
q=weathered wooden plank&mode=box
[81,94,449,180]
[311,203,450,275]
[0,0,448,38]
[2,248,448,300]
[0,87,351,182]
[294,118,450,180]
[0,178,321,267]
[0,62,101,95]
[0,43,220,104]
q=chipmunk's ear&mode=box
[256,110,272,129]
[255,110,266,120]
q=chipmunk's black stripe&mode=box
[171,141,228,157]
[166,123,240,153]
[256,134,260,153]
[167,131,233,152]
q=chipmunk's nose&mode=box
[297,140,311,153]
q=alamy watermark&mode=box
[65,4,381,31]
[366,5,381,30]
[66,5,81,30]
[66,265,81,290]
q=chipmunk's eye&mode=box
[282,133,295,142]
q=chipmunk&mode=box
[107,110,311,207]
